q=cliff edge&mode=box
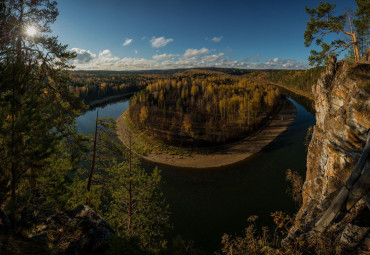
[291,58,370,254]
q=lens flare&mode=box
[25,25,38,37]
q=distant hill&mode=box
[71,67,289,76]
[69,66,325,105]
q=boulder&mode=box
[31,205,114,255]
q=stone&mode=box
[338,224,369,250]
[290,60,370,253]
[31,205,114,255]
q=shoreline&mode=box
[86,91,136,108]
[269,82,313,100]
[116,99,297,168]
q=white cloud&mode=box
[202,53,224,62]
[248,58,307,69]
[117,57,157,69]
[150,36,174,48]
[122,38,133,46]
[134,50,138,54]
[152,53,177,60]
[69,47,307,71]
[176,57,198,66]
[210,36,223,42]
[99,49,112,58]
[70,48,96,64]
[183,48,210,58]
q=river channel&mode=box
[76,93,315,252]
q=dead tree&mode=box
[87,110,99,192]
[315,130,370,232]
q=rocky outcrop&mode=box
[291,58,370,254]
[31,205,114,255]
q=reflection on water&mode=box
[279,88,315,114]
[76,94,316,253]
[76,100,129,135]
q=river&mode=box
[76,94,315,252]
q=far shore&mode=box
[116,100,297,168]
[269,82,313,100]
[86,92,136,108]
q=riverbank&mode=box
[116,99,297,168]
[86,92,136,108]
[269,82,313,100]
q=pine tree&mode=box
[0,0,85,228]
[353,0,370,57]
[304,2,362,66]
[68,118,170,252]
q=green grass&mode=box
[123,112,194,157]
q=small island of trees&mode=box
[128,74,282,147]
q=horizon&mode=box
[69,66,308,73]
[52,0,357,71]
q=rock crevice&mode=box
[292,59,370,254]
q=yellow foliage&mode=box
[139,106,148,123]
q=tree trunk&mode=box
[315,131,370,232]
[343,30,361,61]
[352,34,360,61]
[127,134,132,235]
[87,110,99,192]
[10,0,24,229]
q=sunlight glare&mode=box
[25,25,38,37]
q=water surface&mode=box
[76,95,315,252]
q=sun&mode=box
[25,25,38,37]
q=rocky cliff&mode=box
[291,58,370,254]
[1,205,114,255]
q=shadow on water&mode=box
[87,93,133,110]
[141,97,315,253]
[77,93,316,253]
[279,88,315,114]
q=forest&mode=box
[69,66,324,108]
[128,75,282,146]
[1,0,368,254]
[0,1,170,254]
[69,72,155,104]
[261,66,325,97]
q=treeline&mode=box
[179,67,325,99]
[0,2,170,254]
[69,72,162,104]
[129,76,281,146]
[68,66,324,107]
[261,66,325,97]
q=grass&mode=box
[122,98,288,159]
[346,61,370,91]
[123,111,193,157]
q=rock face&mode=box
[293,59,370,254]
[31,205,114,255]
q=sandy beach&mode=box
[116,100,297,168]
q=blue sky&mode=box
[52,0,357,70]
